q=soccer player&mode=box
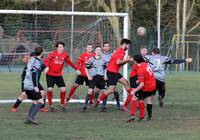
[83,46,107,111]
[43,41,78,112]
[122,46,148,112]
[23,47,44,125]
[66,44,94,102]
[11,52,48,112]
[126,54,156,122]
[99,42,120,112]
[145,48,192,107]
[95,39,133,108]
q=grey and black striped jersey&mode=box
[24,57,42,90]
[101,52,112,64]
[145,54,186,82]
[86,56,107,77]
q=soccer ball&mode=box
[137,27,146,36]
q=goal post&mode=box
[0,10,129,104]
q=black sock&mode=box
[147,104,152,118]
[13,98,22,108]
[40,99,46,108]
[102,97,107,107]
[84,94,89,107]
[114,92,120,107]
[94,92,99,100]
[27,103,35,119]
[30,103,43,120]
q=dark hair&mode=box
[152,48,160,54]
[34,47,43,56]
[103,41,110,45]
[30,52,35,57]
[133,54,146,64]
[95,46,101,50]
[141,45,147,49]
[120,38,131,45]
[55,41,65,48]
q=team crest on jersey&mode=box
[55,56,58,59]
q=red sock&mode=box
[96,93,107,105]
[123,93,132,107]
[67,85,77,101]
[89,93,94,104]
[139,100,145,118]
[127,88,133,94]
[130,99,137,116]
[47,91,53,106]
[60,91,66,105]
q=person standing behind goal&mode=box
[43,41,79,112]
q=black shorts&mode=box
[130,76,139,88]
[46,74,65,88]
[156,79,166,98]
[75,75,89,86]
[24,90,42,100]
[107,71,123,86]
[21,83,43,92]
[89,75,106,89]
[135,90,156,100]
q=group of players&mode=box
[11,39,192,125]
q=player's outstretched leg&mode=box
[11,92,26,112]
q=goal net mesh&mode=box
[0,12,125,104]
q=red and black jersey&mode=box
[137,62,156,91]
[129,63,138,78]
[43,50,77,76]
[107,47,125,73]
[76,52,95,77]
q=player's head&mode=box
[103,41,110,52]
[86,44,93,53]
[152,48,160,55]
[34,47,43,58]
[21,52,35,63]
[120,38,131,51]
[95,46,102,56]
[55,41,65,53]
[140,46,148,56]
[133,54,146,65]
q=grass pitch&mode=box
[0,72,200,140]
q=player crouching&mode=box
[127,54,156,122]
[83,46,107,111]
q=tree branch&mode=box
[97,0,110,12]
[187,21,200,33]
[186,0,195,22]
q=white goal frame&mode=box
[0,10,129,104]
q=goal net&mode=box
[0,10,128,104]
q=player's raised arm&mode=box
[163,57,192,64]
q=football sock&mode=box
[139,100,145,118]
[89,93,94,103]
[147,104,153,118]
[123,93,132,107]
[40,99,46,108]
[102,97,107,107]
[67,85,77,100]
[47,91,53,106]
[30,103,43,119]
[84,94,89,106]
[27,103,36,119]
[114,91,120,107]
[130,99,137,116]
[60,91,66,105]
[13,98,22,108]
[96,93,107,105]
[94,92,99,100]
[127,88,133,94]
